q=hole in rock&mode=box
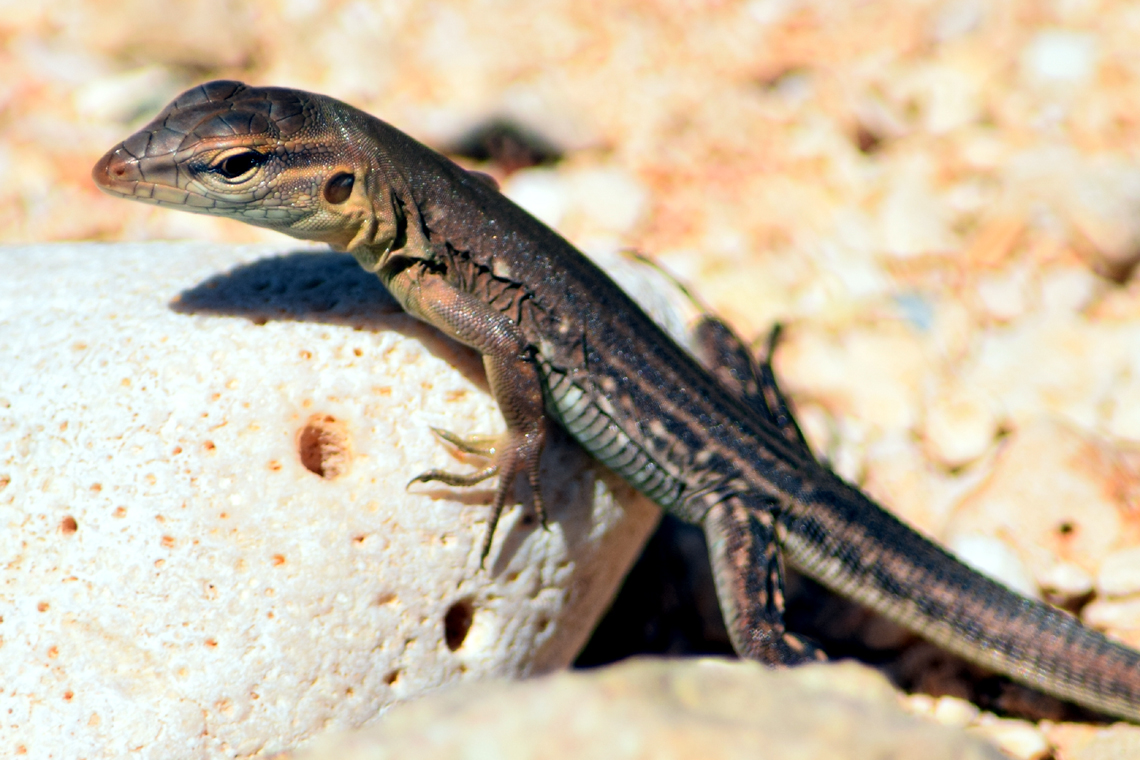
[444,600,475,651]
[297,414,352,479]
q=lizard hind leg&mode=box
[619,251,811,454]
[692,318,812,456]
[754,324,813,455]
[704,494,825,666]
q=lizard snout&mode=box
[91,145,140,196]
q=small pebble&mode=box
[1082,596,1140,632]
[931,696,981,728]
[923,385,998,468]
[567,166,647,235]
[948,534,1038,599]
[1097,546,1140,599]
[502,168,569,228]
[1036,561,1094,602]
[1022,30,1097,85]
[969,717,1051,760]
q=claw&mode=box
[429,427,500,457]
[408,420,548,568]
[407,464,499,490]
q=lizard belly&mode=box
[538,358,686,509]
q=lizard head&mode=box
[92,80,403,253]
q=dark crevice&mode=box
[447,118,562,174]
[444,599,475,651]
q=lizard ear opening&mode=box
[324,172,355,204]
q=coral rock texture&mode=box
[0,242,659,759]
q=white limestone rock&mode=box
[0,242,661,759]
[283,658,1006,760]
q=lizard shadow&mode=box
[170,248,592,569]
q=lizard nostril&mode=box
[92,149,135,190]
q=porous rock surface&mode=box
[0,242,660,759]
[284,658,1005,760]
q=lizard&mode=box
[92,80,1140,722]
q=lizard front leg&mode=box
[387,262,548,564]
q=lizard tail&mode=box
[778,472,1140,722]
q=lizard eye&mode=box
[211,150,264,180]
[324,172,355,204]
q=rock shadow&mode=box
[170,248,590,569]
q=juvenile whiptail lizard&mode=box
[93,81,1140,721]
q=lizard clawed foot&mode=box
[409,420,548,566]
[407,426,510,491]
[733,611,827,666]
[770,631,827,666]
